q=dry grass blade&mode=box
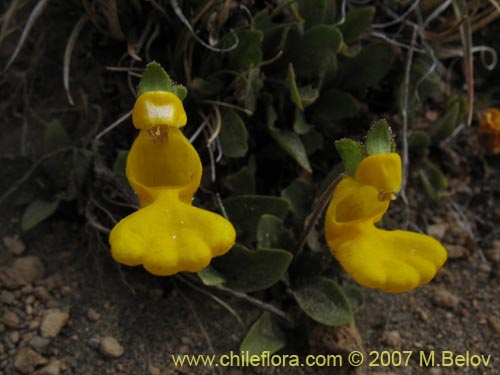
[0,0,24,45]
[94,110,133,140]
[3,0,49,72]
[64,15,88,106]
[168,0,239,52]
[177,275,245,330]
[452,0,474,126]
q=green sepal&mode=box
[137,61,187,100]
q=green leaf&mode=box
[339,42,396,90]
[311,89,360,124]
[229,29,263,69]
[302,129,324,156]
[21,199,60,231]
[269,130,312,173]
[338,6,375,44]
[293,108,313,135]
[113,150,128,176]
[297,0,337,28]
[430,102,460,144]
[137,61,186,99]
[240,312,286,356]
[198,266,226,286]
[289,25,342,83]
[287,63,303,111]
[226,166,256,195]
[267,104,312,173]
[419,160,448,201]
[298,85,320,107]
[213,244,293,292]
[408,131,431,149]
[292,277,353,326]
[335,139,365,176]
[365,119,395,155]
[281,179,309,219]
[224,195,290,243]
[44,120,70,151]
[257,215,294,250]
[219,109,248,158]
[234,68,263,114]
[341,284,364,311]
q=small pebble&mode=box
[100,336,124,358]
[14,347,47,374]
[2,235,26,256]
[40,309,70,338]
[431,288,459,310]
[86,308,101,322]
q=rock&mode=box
[0,290,16,304]
[3,235,26,255]
[1,256,45,289]
[34,360,63,375]
[445,244,467,259]
[34,287,52,303]
[100,336,124,358]
[147,363,161,375]
[1,310,20,328]
[30,336,51,351]
[86,308,100,322]
[486,241,500,263]
[44,273,64,291]
[10,331,20,343]
[381,330,401,347]
[427,224,449,241]
[14,347,48,374]
[488,316,500,334]
[431,288,459,310]
[40,309,69,338]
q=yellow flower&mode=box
[109,92,236,276]
[478,108,500,155]
[325,153,447,293]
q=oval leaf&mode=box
[339,42,396,90]
[289,25,342,82]
[219,109,248,158]
[224,195,290,243]
[198,266,226,286]
[240,312,286,356]
[338,6,375,44]
[292,277,353,326]
[213,244,293,292]
[430,102,460,144]
[21,199,60,231]
[257,214,294,250]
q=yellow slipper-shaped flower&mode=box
[109,91,236,276]
[325,153,447,293]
